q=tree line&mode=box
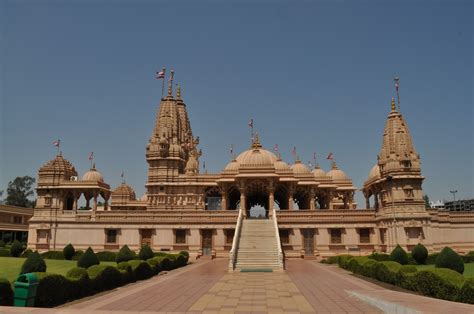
[0,176,36,208]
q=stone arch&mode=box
[205,187,222,210]
[294,187,311,210]
[227,186,241,210]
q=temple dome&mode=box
[224,159,239,172]
[39,153,77,175]
[274,158,291,172]
[368,164,380,181]
[82,164,104,182]
[291,159,311,175]
[235,135,277,168]
[112,183,136,200]
[327,162,348,180]
[312,165,326,178]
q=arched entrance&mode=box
[245,181,269,218]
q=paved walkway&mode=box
[1,259,474,313]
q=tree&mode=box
[390,244,408,265]
[411,243,428,264]
[423,195,430,209]
[6,176,36,208]
[77,247,100,269]
[21,251,47,274]
[436,246,464,274]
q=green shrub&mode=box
[0,248,11,257]
[160,257,173,271]
[0,240,5,248]
[66,267,90,298]
[179,251,189,264]
[147,256,165,274]
[390,245,408,265]
[139,245,154,261]
[96,251,117,262]
[10,240,24,257]
[77,247,100,269]
[176,254,187,267]
[411,268,464,301]
[337,255,353,269]
[456,278,474,304]
[406,253,417,265]
[34,273,71,307]
[63,244,75,260]
[21,251,47,274]
[411,244,428,265]
[462,252,474,263]
[117,261,135,283]
[368,252,390,261]
[360,259,377,278]
[72,250,84,261]
[128,260,153,281]
[41,251,65,260]
[320,256,339,264]
[116,245,136,263]
[87,265,122,292]
[375,261,402,285]
[20,248,33,258]
[153,252,169,257]
[396,265,418,289]
[0,278,13,306]
[435,247,464,274]
[426,253,439,264]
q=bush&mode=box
[457,278,474,304]
[368,252,390,262]
[66,267,90,298]
[390,245,408,265]
[63,244,75,260]
[96,251,117,262]
[87,265,122,292]
[34,273,71,307]
[375,261,402,285]
[72,250,84,261]
[139,245,154,261]
[0,278,13,306]
[176,254,187,267]
[10,240,24,257]
[320,256,339,264]
[0,248,11,257]
[359,259,377,278]
[128,260,153,281]
[21,251,47,274]
[426,253,439,264]
[337,255,353,269]
[411,244,428,265]
[41,251,65,260]
[77,247,100,269]
[435,247,464,274]
[116,245,136,263]
[0,240,5,248]
[117,261,135,283]
[396,265,418,289]
[21,249,33,258]
[411,268,464,301]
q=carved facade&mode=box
[27,79,474,258]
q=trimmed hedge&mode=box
[77,247,100,269]
[0,248,11,257]
[34,273,71,307]
[411,268,464,301]
[0,278,13,306]
[41,251,65,260]
[21,251,47,274]
[116,245,136,263]
[411,244,428,265]
[390,245,408,265]
[63,244,75,260]
[96,251,117,262]
[66,267,90,298]
[139,245,154,261]
[426,253,439,265]
[368,252,390,262]
[21,249,33,258]
[436,247,464,274]
[117,261,135,283]
[87,265,122,292]
[457,279,474,304]
[72,250,84,261]
[128,260,153,281]
[10,240,24,257]
[0,240,5,248]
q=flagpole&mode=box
[394,76,400,111]
[161,67,166,99]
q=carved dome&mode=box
[368,164,380,181]
[39,153,77,175]
[82,164,104,182]
[327,162,348,180]
[224,159,239,172]
[312,165,326,178]
[291,159,311,175]
[112,183,136,200]
[236,136,277,168]
[274,158,291,172]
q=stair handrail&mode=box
[228,208,243,271]
[272,207,285,269]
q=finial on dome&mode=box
[391,97,396,111]
[331,161,338,169]
[91,163,96,170]
[176,85,182,99]
[167,69,175,97]
[251,133,262,149]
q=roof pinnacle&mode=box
[167,69,175,97]
[391,97,396,111]
[176,85,182,99]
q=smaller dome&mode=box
[224,159,239,172]
[291,159,311,175]
[82,164,104,182]
[368,164,380,180]
[39,152,77,175]
[312,165,326,178]
[140,193,148,201]
[274,158,291,172]
[112,183,136,200]
[327,162,348,180]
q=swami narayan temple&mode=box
[27,74,474,271]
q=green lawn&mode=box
[0,257,116,282]
[415,263,474,278]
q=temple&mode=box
[27,75,474,271]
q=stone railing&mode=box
[228,208,244,271]
[276,209,376,223]
[272,207,285,270]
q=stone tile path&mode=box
[1,259,474,313]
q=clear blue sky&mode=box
[1,0,472,206]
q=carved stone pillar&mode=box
[375,193,379,210]
[240,189,246,217]
[328,191,334,210]
[104,194,109,211]
[365,195,370,209]
[268,189,274,218]
[309,188,316,210]
[73,192,78,213]
[288,185,294,210]
[221,194,227,210]
[93,192,98,212]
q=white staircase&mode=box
[234,219,283,271]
